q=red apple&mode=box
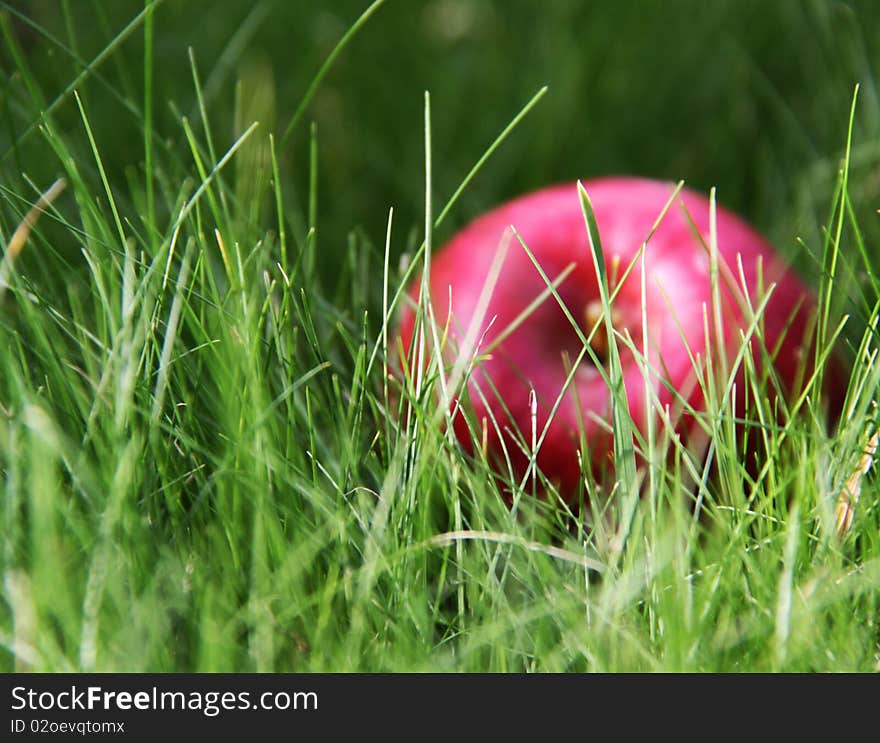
[397,177,844,499]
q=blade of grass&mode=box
[1,0,164,161]
[578,182,639,559]
[279,0,387,149]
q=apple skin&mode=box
[397,177,844,499]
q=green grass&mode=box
[1,0,878,672]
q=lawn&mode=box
[1,0,878,672]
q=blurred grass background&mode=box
[4,0,879,282]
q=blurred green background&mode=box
[2,0,879,302]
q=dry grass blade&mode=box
[836,428,879,538]
[0,178,67,297]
